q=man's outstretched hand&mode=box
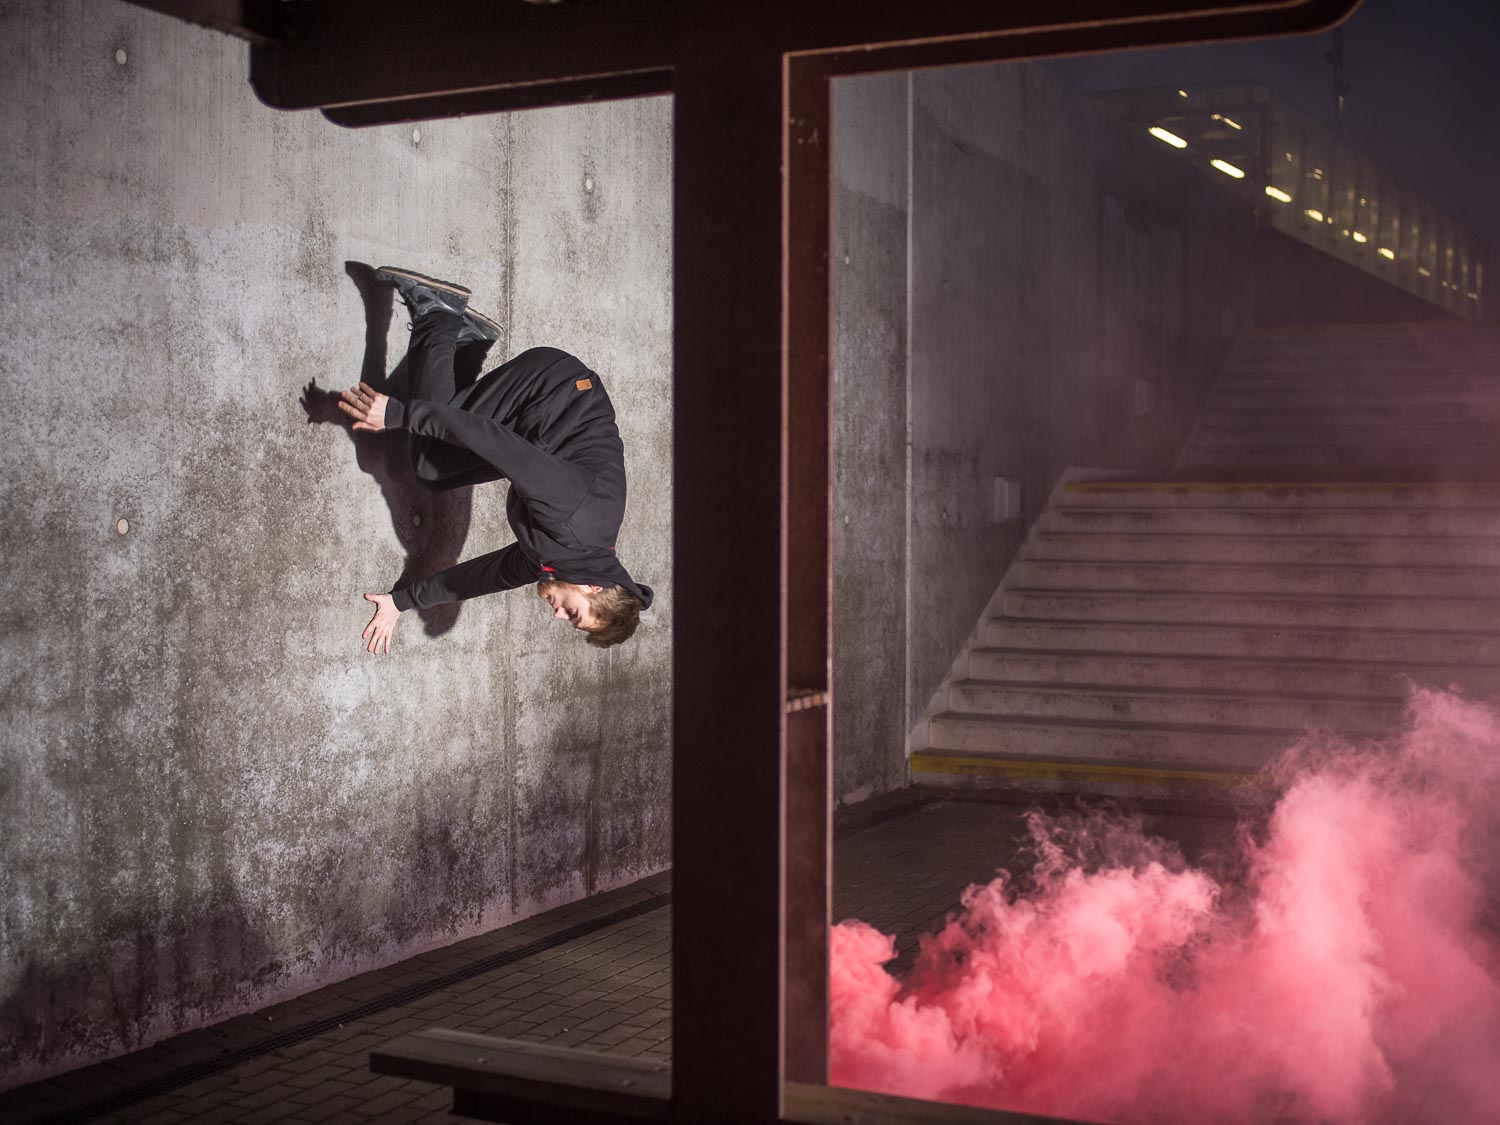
[339,383,390,432]
[362,592,399,654]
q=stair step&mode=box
[1229,365,1500,378]
[908,748,1263,796]
[1002,588,1500,631]
[1202,405,1500,427]
[1043,506,1500,536]
[1218,374,1497,394]
[1245,325,1500,339]
[1227,352,1498,367]
[1034,529,1500,565]
[1227,348,1498,363]
[1240,349,1499,358]
[1009,559,1500,597]
[1239,337,1500,353]
[1226,356,1497,371]
[1231,359,1500,373]
[966,647,1494,697]
[1182,445,1500,469]
[985,617,1500,663]
[1059,482,1500,510]
[1194,423,1500,447]
[923,713,1293,770]
[1209,388,1500,410]
[1030,530,1500,565]
[948,679,1401,731]
[1238,333,1500,355]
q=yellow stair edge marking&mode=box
[911,752,1274,791]
[1065,480,1500,496]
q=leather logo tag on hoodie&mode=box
[575,378,593,391]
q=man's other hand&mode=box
[339,383,390,432]
[362,592,399,654]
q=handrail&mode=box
[1093,80,1484,319]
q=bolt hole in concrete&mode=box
[411,512,421,527]
[115,518,129,535]
[412,127,422,145]
[584,174,595,194]
[113,47,126,65]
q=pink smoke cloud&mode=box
[831,687,1500,1123]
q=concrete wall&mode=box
[830,63,1254,783]
[831,75,910,806]
[0,0,672,1089]
[903,62,1253,727]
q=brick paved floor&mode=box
[0,793,1238,1124]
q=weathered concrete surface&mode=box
[831,74,910,806]
[0,0,672,1088]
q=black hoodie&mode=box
[384,346,654,613]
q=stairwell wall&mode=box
[0,0,672,1089]
[831,75,912,805]
[830,63,1255,772]
[905,62,1256,731]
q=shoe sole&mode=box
[374,266,472,301]
[464,308,502,341]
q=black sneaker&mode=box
[374,266,471,318]
[457,307,502,348]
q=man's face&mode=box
[536,580,602,631]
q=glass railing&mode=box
[1091,81,1484,320]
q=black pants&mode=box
[405,310,504,491]
[402,310,615,501]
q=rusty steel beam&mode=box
[766,0,1361,59]
[246,0,1359,117]
[673,40,838,1118]
[321,74,671,129]
[669,45,833,1117]
[120,0,287,43]
[250,0,676,112]
[670,42,788,1124]
[782,54,834,1089]
[805,0,1363,76]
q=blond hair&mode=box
[585,585,644,648]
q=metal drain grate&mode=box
[40,891,673,1123]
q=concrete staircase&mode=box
[912,323,1500,796]
[1181,322,1500,479]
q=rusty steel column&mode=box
[670,45,789,1124]
[782,56,833,1088]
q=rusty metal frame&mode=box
[122,1,1362,1120]
[121,0,287,44]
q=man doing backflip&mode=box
[339,267,653,653]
